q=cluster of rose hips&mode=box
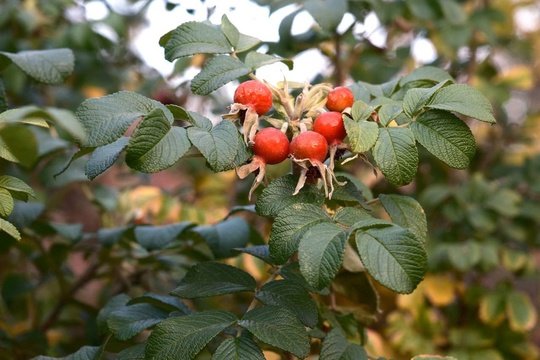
[224,79,354,200]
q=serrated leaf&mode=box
[298,222,350,290]
[164,21,232,61]
[278,261,330,295]
[128,293,191,314]
[238,306,310,359]
[77,91,169,147]
[320,328,368,360]
[145,310,237,360]
[0,125,38,167]
[33,345,103,360]
[378,103,403,127]
[85,137,129,180]
[233,245,273,264]
[0,188,14,217]
[192,56,251,95]
[506,291,537,332]
[0,175,35,200]
[171,261,256,298]
[399,66,454,86]
[116,343,146,360]
[192,217,250,258]
[134,222,194,251]
[125,109,190,172]
[212,337,265,360]
[108,303,169,340]
[268,203,331,264]
[0,218,20,240]
[236,33,262,53]
[351,100,376,122]
[245,52,293,71]
[355,224,426,294]
[373,127,418,186]
[333,207,372,227]
[0,49,74,84]
[188,119,241,172]
[330,176,369,207]
[304,0,348,31]
[379,194,427,242]
[45,107,87,143]
[427,84,496,123]
[256,280,318,327]
[403,80,452,118]
[255,174,325,218]
[411,110,475,169]
[96,294,131,333]
[343,117,379,153]
[221,14,240,48]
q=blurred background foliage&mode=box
[0,0,538,359]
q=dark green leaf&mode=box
[379,194,427,242]
[298,222,349,290]
[330,176,369,207]
[399,66,454,86]
[333,207,372,227]
[343,117,379,153]
[191,56,251,95]
[278,261,330,295]
[372,127,418,186]
[170,261,256,298]
[437,0,466,25]
[98,226,131,247]
[236,34,262,53]
[192,217,250,258]
[164,21,232,61]
[402,80,452,118]
[85,137,129,180]
[320,328,368,360]
[0,79,6,113]
[128,293,191,314]
[108,303,169,340]
[0,49,74,84]
[355,224,426,294]
[351,100,376,122]
[96,294,131,333]
[221,14,240,48]
[0,125,38,167]
[233,245,273,265]
[116,343,146,360]
[6,201,44,229]
[378,103,403,127]
[238,306,310,359]
[135,222,194,251]
[212,337,264,360]
[255,174,325,218]
[411,110,475,169]
[304,0,348,31]
[256,280,318,328]
[245,52,293,71]
[145,310,237,360]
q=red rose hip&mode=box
[253,127,290,165]
[326,86,354,112]
[289,131,328,163]
[313,111,347,145]
[234,80,273,115]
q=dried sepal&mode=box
[223,103,260,144]
[236,156,267,200]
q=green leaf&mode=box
[145,310,237,360]
[245,52,293,71]
[343,117,379,153]
[411,110,475,169]
[0,125,38,167]
[221,14,240,48]
[427,84,496,123]
[269,203,331,264]
[399,66,454,86]
[44,107,87,143]
[0,49,74,84]
[320,328,368,360]
[238,306,310,359]
[256,280,318,328]
[506,291,537,332]
[412,356,458,360]
[135,222,194,251]
[128,293,191,314]
[164,21,232,61]
[0,188,14,217]
[378,103,403,127]
[485,188,521,217]
[437,0,466,25]
[77,91,169,147]
[0,79,6,113]
[96,294,131,333]
[233,245,273,264]
[0,175,35,200]
[379,194,427,242]
[351,100,376,122]
[447,241,481,271]
[255,174,325,218]
[355,224,426,294]
[116,343,146,360]
[0,218,20,240]
[373,127,418,186]
[330,176,369,207]
[192,217,250,258]
[188,119,242,172]
[479,292,506,326]
[191,56,251,95]
[125,108,190,172]
[85,137,129,180]
[402,80,452,118]
[98,226,131,247]
[108,303,169,340]
[236,34,262,53]
[212,337,265,360]
[333,207,372,227]
[298,222,349,290]
[278,261,330,295]
[170,261,256,298]
[304,0,348,31]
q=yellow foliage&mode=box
[422,274,456,307]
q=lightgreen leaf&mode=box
[170,261,256,298]
[86,137,129,180]
[191,56,251,95]
[427,84,496,123]
[146,310,237,360]
[298,222,350,290]
[0,218,20,240]
[411,110,475,169]
[379,194,427,242]
[236,33,263,53]
[212,337,264,360]
[188,119,242,172]
[125,108,190,172]
[403,80,452,118]
[351,100,376,122]
[245,52,293,71]
[0,49,74,84]
[0,188,14,217]
[134,222,194,251]
[268,203,331,264]
[108,303,169,340]
[238,306,310,359]
[255,174,325,218]
[76,91,170,147]
[304,0,348,31]
[164,21,232,61]
[320,328,368,360]
[437,0,467,25]
[0,175,35,200]
[256,280,318,328]
[378,103,403,127]
[0,125,38,167]
[373,127,418,186]
[343,117,379,153]
[355,224,427,294]
[506,291,537,332]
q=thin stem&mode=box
[365,197,380,206]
